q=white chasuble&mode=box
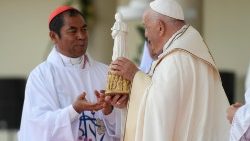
[18,47,122,141]
[124,25,230,141]
[124,71,151,141]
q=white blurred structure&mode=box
[245,63,250,91]
[117,0,151,21]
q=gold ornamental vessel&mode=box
[105,71,131,95]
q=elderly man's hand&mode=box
[110,57,139,81]
[226,102,243,124]
[105,94,129,109]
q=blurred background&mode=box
[0,0,250,140]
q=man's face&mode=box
[143,10,161,60]
[53,14,88,58]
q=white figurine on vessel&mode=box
[111,12,128,61]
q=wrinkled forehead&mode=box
[143,8,157,24]
[143,9,150,22]
[143,8,151,18]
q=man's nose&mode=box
[77,32,87,39]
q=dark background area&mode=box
[220,71,235,105]
[0,78,26,130]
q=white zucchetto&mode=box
[150,0,184,20]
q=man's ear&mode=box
[49,31,58,44]
[158,20,165,36]
[158,20,166,35]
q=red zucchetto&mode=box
[48,5,76,26]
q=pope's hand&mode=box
[105,94,129,109]
[110,57,139,81]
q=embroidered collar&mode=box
[160,24,189,57]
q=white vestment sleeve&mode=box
[19,68,80,141]
[139,42,153,73]
[103,108,127,141]
[230,89,250,141]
